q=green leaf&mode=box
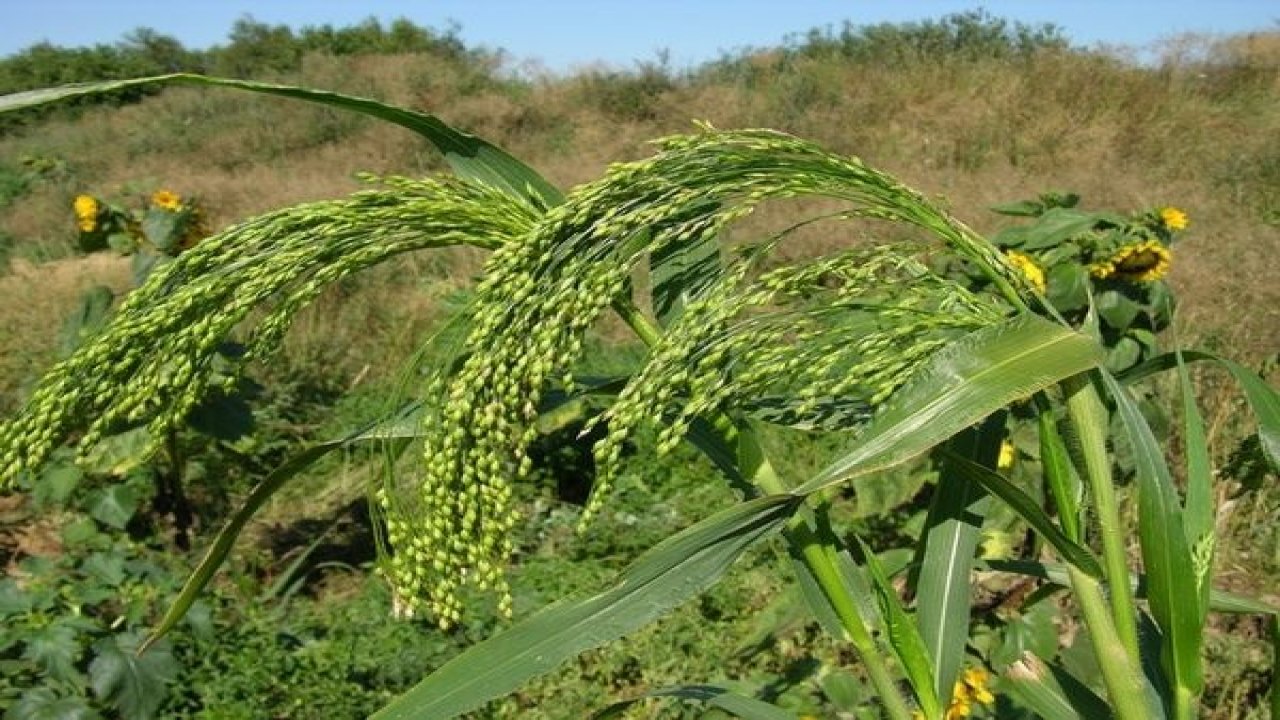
[1096,290,1140,332]
[1018,208,1100,250]
[650,227,723,326]
[89,633,178,720]
[787,509,882,641]
[6,688,102,720]
[1002,654,1113,720]
[1036,399,1083,542]
[140,209,180,253]
[1046,262,1089,312]
[1118,350,1280,474]
[186,390,255,441]
[1175,351,1214,623]
[818,669,866,711]
[373,494,800,720]
[796,315,1103,494]
[87,485,138,529]
[22,622,84,685]
[1100,371,1204,699]
[0,578,33,617]
[1104,336,1141,373]
[593,685,798,720]
[81,552,127,587]
[854,534,939,717]
[913,420,999,706]
[58,286,113,356]
[79,427,152,477]
[982,559,1279,615]
[0,74,563,209]
[939,449,1102,578]
[33,463,83,509]
[990,603,1060,668]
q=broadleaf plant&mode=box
[1,74,1276,720]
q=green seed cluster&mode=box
[2,125,1025,630]
[0,176,536,487]
[381,129,1017,625]
[583,245,1004,514]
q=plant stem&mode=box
[610,297,662,347]
[1067,565,1159,720]
[1063,375,1141,662]
[744,432,915,720]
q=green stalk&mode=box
[611,296,663,347]
[748,434,915,720]
[1067,566,1159,720]
[1062,375,1141,662]
[1033,393,1082,542]
[611,297,914,718]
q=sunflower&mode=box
[1091,240,1171,283]
[1004,250,1046,294]
[73,194,98,232]
[152,189,183,211]
[1159,206,1189,231]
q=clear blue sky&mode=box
[2,1,1276,71]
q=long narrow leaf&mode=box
[593,685,798,720]
[788,506,882,641]
[0,74,563,208]
[982,560,1279,615]
[373,495,801,720]
[854,535,940,717]
[1119,350,1280,472]
[1035,396,1084,542]
[796,315,1103,494]
[1174,351,1214,629]
[913,419,999,705]
[1101,371,1204,701]
[939,450,1102,578]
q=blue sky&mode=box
[2,1,1276,71]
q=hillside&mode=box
[0,13,1277,719]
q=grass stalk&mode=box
[1063,374,1142,661]
[1067,565,1159,719]
[748,444,915,720]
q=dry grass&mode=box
[0,254,131,411]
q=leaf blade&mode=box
[373,494,800,720]
[0,74,563,208]
[796,315,1103,494]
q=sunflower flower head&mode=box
[73,194,98,232]
[152,189,183,211]
[1091,239,1171,283]
[1004,250,1046,294]
[1160,206,1189,231]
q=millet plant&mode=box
[1,75,1277,719]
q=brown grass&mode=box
[0,254,131,411]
